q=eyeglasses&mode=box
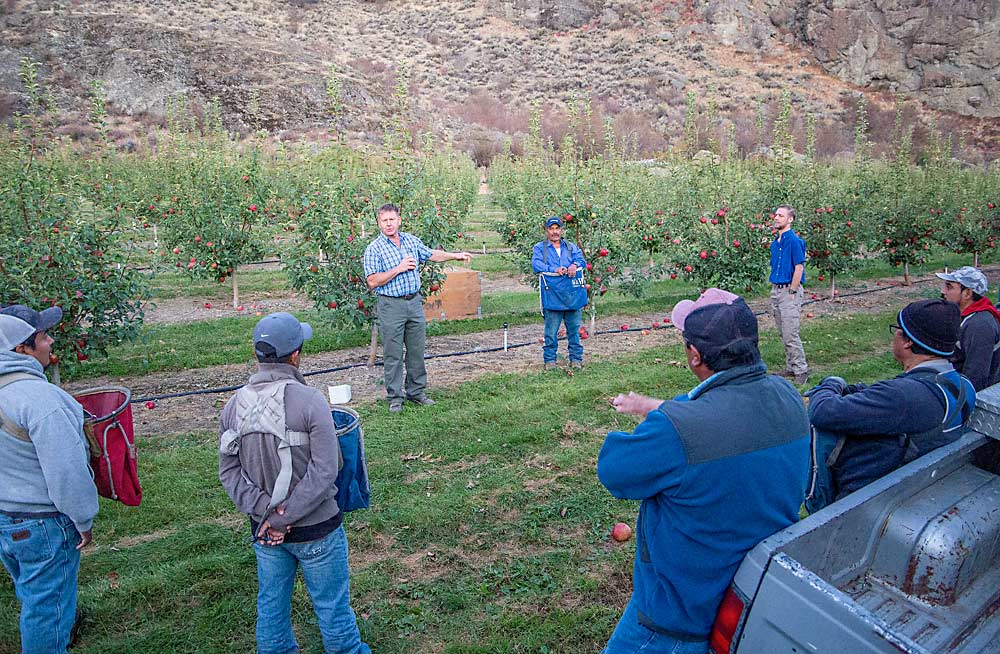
[889,324,902,336]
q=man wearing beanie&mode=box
[937,266,1000,391]
[597,288,809,654]
[0,307,98,653]
[806,299,976,512]
[218,312,370,654]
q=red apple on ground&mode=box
[620,324,629,331]
[145,401,156,410]
[612,522,632,542]
[204,302,212,309]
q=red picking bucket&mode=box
[74,387,142,506]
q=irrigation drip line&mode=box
[129,275,936,405]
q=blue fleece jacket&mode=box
[598,364,810,639]
[0,350,98,532]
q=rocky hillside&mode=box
[0,0,996,157]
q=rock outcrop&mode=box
[704,0,999,118]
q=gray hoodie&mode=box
[218,363,341,532]
[0,350,99,532]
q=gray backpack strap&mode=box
[0,373,37,442]
[224,379,312,514]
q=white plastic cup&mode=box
[328,384,352,405]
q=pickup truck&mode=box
[710,383,1000,654]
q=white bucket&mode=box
[328,384,352,405]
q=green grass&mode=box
[0,311,906,653]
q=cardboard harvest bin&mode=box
[423,267,482,322]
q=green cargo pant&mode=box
[377,294,427,402]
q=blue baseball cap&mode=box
[545,216,562,228]
[253,312,313,359]
[0,304,63,334]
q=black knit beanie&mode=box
[898,299,959,357]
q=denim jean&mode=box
[253,525,370,654]
[543,309,583,364]
[0,513,80,654]
[603,599,709,654]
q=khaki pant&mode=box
[770,285,808,376]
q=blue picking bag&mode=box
[539,269,588,311]
[331,407,370,512]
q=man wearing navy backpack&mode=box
[219,312,369,654]
[532,215,588,370]
[805,299,976,512]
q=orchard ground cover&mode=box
[2,308,914,654]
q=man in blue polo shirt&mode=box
[363,204,472,413]
[769,205,809,384]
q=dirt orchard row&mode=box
[62,274,945,438]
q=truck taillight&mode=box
[709,587,746,654]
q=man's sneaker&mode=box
[544,362,558,371]
[407,395,436,406]
[570,361,583,370]
[793,372,810,385]
[389,400,404,413]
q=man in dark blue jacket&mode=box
[806,299,976,512]
[598,288,810,654]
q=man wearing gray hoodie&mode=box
[219,312,369,654]
[0,307,98,654]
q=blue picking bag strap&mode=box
[934,373,970,425]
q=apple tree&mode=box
[139,135,275,308]
[0,60,149,380]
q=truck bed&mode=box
[732,385,1000,654]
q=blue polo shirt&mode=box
[769,229,807,285]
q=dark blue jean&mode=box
[603,598,709,654]
[0,513,80,654]
[543,308,583,364]
[253,525,370,654]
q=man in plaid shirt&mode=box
[364,204,472,413]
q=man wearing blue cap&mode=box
[805,299,976,511]
[0,306,97,653]
[219,312,370,654]
[532,215,588,370]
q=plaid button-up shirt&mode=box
[363,232,433,297]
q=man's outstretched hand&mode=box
[611,392,662,418]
